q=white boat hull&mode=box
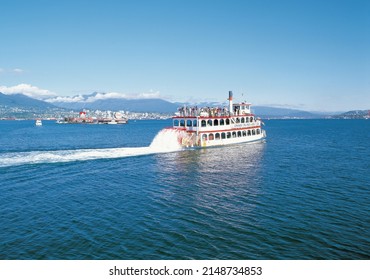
[198,132,266,148]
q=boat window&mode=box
[257,129,260,134]
[180,119,185,127]
[237,131,242,137]
[186,120,192,127]
[252,129,256,135]
[250,117,254,122]
[245,117,249,123]
[215,133,220,140]
[220,119,225,126]
[232,132,237,138]
[201,120,206,127]
[242,130,247,137]
[207,120,213,126]
[209,133,214,140]
[226,119,230,125]
[236,118,240,123]
[193,120,197,127]
[248,130,251,136]
[214,119,219,126]
[227,132,231,139]
[221,132,226,139]
[174,120,179,126]
[241,117,245,123]
[202,134,208,140]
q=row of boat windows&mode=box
[174,117,256,127]
[202,129,261,141]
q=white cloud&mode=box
[0,84,57,99]
[136,91,161,99]
[45,95,85,103]
[0,68,25,74]
[83,91,162,102]
[85,92,128,102]
[13,68,24,73]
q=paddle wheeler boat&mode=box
[172,91,266,147]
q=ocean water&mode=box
[0,119,369,259]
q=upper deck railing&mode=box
[175,105,252,118]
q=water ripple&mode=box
[1,120,370,259]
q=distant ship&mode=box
[98,112,128,124]
[56,111,128,124]
[171,91,266,147]
[35,119,42,126]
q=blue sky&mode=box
[0,0,369,111]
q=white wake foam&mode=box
[0,128,184,167]
[150,128,184,150]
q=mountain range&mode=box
[332,110,370,119]
[46,92,324,117]
[49,92,179,113]
[0,92,57,110]
[1,91,361,118]
[251,106,320,118]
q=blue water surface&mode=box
[0,119,369,259]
